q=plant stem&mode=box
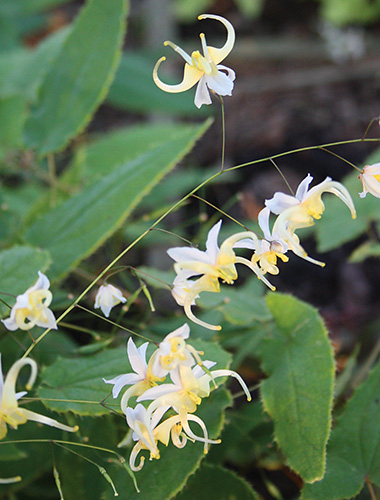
[22,137,379,358]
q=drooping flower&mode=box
[265,174,356,265]
[153,14,236,108]
[167,220,274,330]
[94,284,127,318]
[1,272,57,331]
[103,337,163,415]
[126,403,214,471]
[244,207,289,275]
[0,355,78,440]
[358,163,380,199]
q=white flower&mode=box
[103,337,162,414]
[249,207,289,275]
[1,271,57,331]
[358,163,380,199]
[0,354,78,440]
[167,220,274,330]
[153,14,236,108]
[265,174,356,265]
[150,324,202,378]
[94,284,126,318]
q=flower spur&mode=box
[0,355,78,440]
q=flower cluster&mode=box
[104,324,251,471]
[168,175,356,330]
[0,354,78,440]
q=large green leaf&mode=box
[0,95,26,159]
[107,52,206,116]
[302,359,380,499]
[258,293,335,483]
[0,29,69,102]
[38,336,231,416]
[104,388,232,500]
[175,463,259,500]
[24,121,211,281]
[23,0,128,156]
[0,245,51,317]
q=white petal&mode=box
[295,174,313,201]
[216,64,236,81]
[103,373,142,398]
[205,70,234,96]
[258,207,272,240]
[265,192,299,215]
[137,383,179,402]
[167,246,212,265]
[194,75,212,108]
[165,323,190,341]
[205,220,222,263]
[127,338,147,377]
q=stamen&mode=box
[164,40,192,65]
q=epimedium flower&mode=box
[150,323,203,379]
[358,163,380,199]
[238,207,289,275]
[167,220,275,330]
[0,354,78,440]
[94,283,127,318]
[153,14,236,108]
[103,337,163,415]
[1,271,57,332]
[138,363,250,449]
[126,403,214,471]
[265,174,356,265]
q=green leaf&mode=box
[235,0,264,18]
[38,336,231,416]
[174,0,214,22]
[24,121,211,281]
[349,239,380,263]
[23,0,128,155]
[258,293,335,483]
[0,95,26,158]
[104,388,232,500]
[175,463,259,500]
[302,360,380,499]
[0,29,69,102]
[107,52,206,116]
[0,245,51,317]
[321,0,380,25]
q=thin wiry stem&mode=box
[362,116,380,141]
[318,147,362,173]
[268,157,295,196]
[75,304,154,343]
[22,137,379,358]
[219,95,226,171]
[192,194,249,230]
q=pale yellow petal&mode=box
[153,58,201,94]
[198,14,235,64]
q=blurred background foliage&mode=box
[1,0,380,499]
